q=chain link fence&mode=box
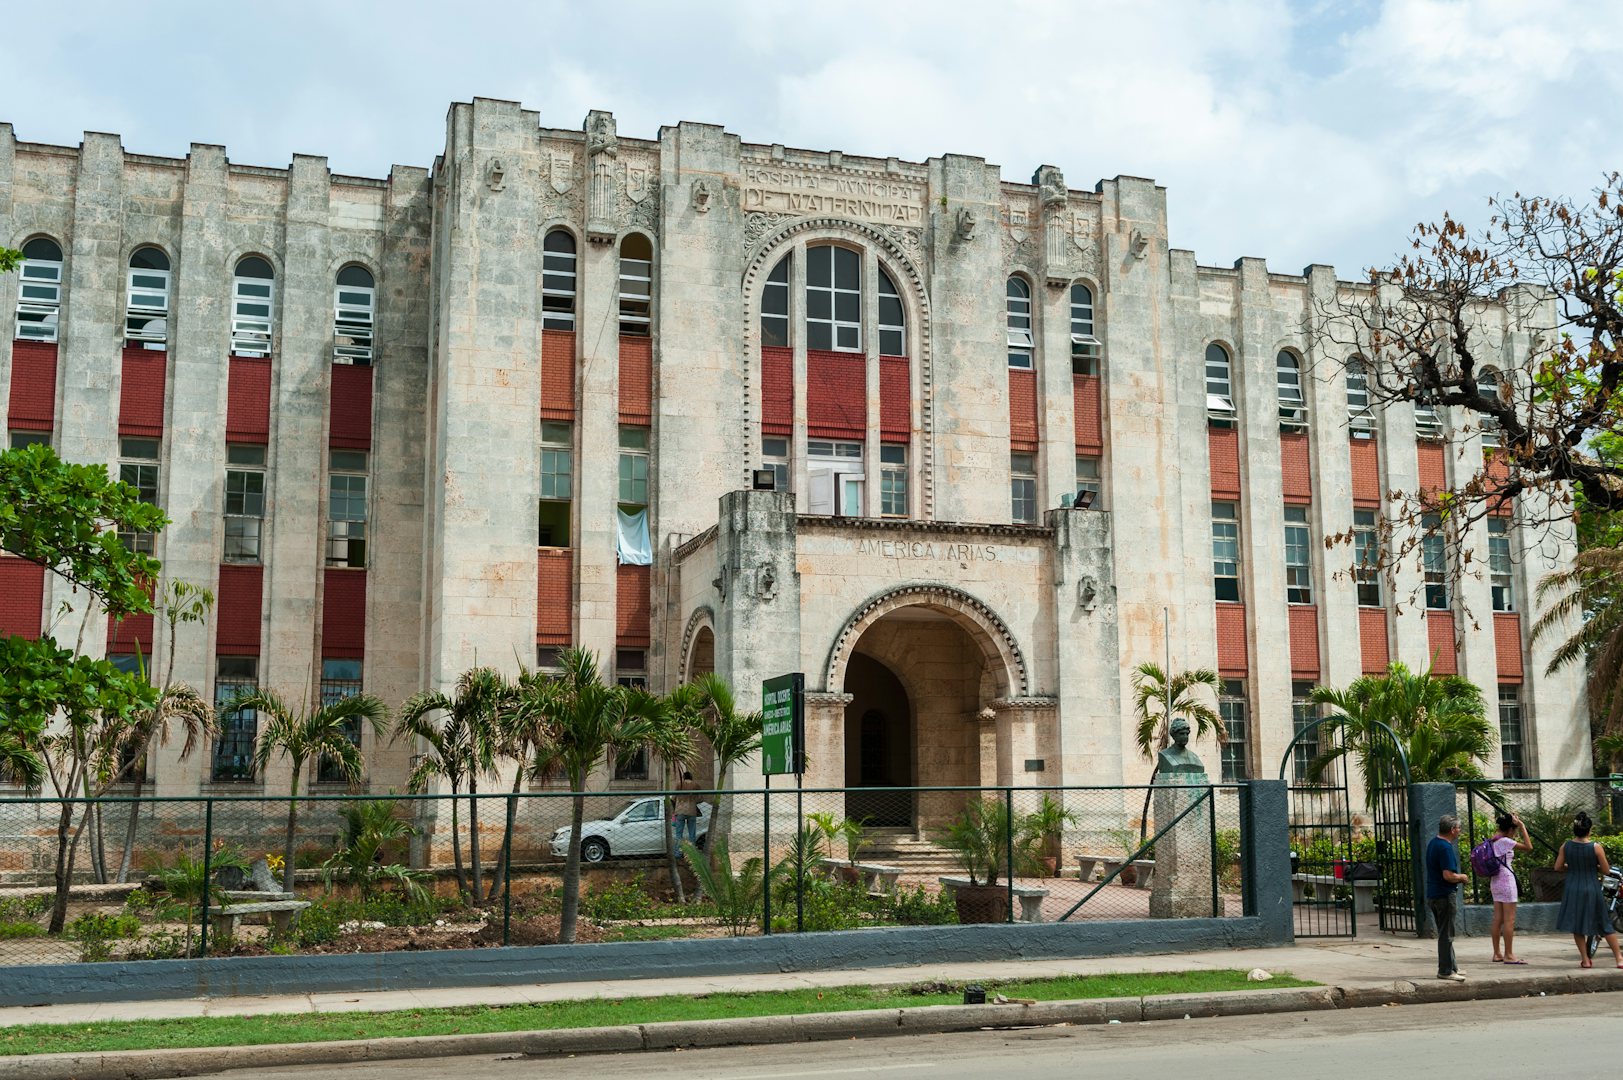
[0,782,1250,966]
[1457,778,1623,907]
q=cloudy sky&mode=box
[7,0,1619,275]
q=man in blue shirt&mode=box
[1425,815,1469,981]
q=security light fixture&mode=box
[752,469,777,491]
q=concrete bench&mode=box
[824,859,905,897]
[938,877,1050,923]
[1076,853,1156,890]
[1291,872,1378,915]
[208,899,310,938]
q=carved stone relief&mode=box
[585,109,618,242]
[539,148,583,223]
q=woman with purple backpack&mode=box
[1486,811,1532,964]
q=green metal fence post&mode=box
[502,793,516,947]
[1208,786,1219,917]
[763,778,772,935]
[1004,787,1015,924]
[199,797,213,957]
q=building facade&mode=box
[0,100,1590,810]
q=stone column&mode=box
[1149,772,1214,919]
[1239,779,1292,943]
[975,706,998,789]
[991,697,1054,788]
[802,692,851,792]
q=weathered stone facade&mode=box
[0,98,1589,805]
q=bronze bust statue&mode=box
[1155,717,1207,782]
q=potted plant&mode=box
[808,812,870,885]
[938,797,1021,923]
[1021,795,1078,879]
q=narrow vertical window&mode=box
[213,657,258,782]
[806,245,860,352]
[1346,357,1373,434]
[761,436,790,493]
[538,422,573,547]
[1283,504,1313,604]
[1290,682,1320,783]
[1353,508,1382,606]
[1277,350,1306,429]
[1497,686,1526,780]
[1220,680,1249,782]
[1421,513,1448,609]
[542,230,577,331]
[334,265,375,365]
[15,237,63,343]
[619,234,652,336]
[316,658,364,783]
[1010,452,1037,524]
[1414,389,1443,439]
[1477,366,1501,448]
[125,247,171,348]
[1206,343,1235,426]
[118,437,161,553]
[1005,277,1033,369]
[1488,517,1514,612]
[231,256,275,357]
[1212,501,1240,601]
[613,649,650,779]
[224,444,267,563]
[877,267,905,356]
[1075,455,1102,507]
[761,254,791,347]
[327,449,369,568]
[1070,283,1100,376]
[618,425,650,509]
[880,444,908,517]
[807,439,863,516]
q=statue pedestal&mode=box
[1149,778,1213,919]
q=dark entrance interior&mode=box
[843,652,913,827]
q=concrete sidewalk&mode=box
[2,930,1613,1028]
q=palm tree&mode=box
[227,687,389,894]
[112,682,215,883]
[482,666,561,902]
[393,668,506,899]
[0,716,44,790]
[1533,548,1623,750]
[1307,661,1494,804]
[687,673,763,872]
[519,648,694,943]
[1130,663,1223,843]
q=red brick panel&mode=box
[1073,374,1103,454]
[226,356,272,443]
[1215,602,1248,677]
[536,549,573,645]
[879,356,909,440]
[1208,427,1241,500]
[1485,453,1514,517]
[1008,369,1038,452]
[6,341,57,430]
[1494,612,1524,683]
[118,346,167,437]
[1426,611,1457,675]
[1349,436,1381,508]
[321,569,367,658]
[761,346,793,436]
[806,349,866,440]
[618,335,653,425]
[216,564,264,654]
[1359,608,1390,674]
[541,329,577,421]
[1280,433,1312,503]
[616,563,651,648]
[1288,605,1321,678]
[0,559,45,638]
[1417,442,1446,498]
[107,612,155,654]
[329,364,373,450]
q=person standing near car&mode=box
[1426,815,1470,981]
[672,771,701,847]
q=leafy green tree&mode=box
[226,688,389,894]
[1308,661,1495,803]
[0,247,21,274]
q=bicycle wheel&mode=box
[1588,934,1600,959]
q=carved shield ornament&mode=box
[625,164,650,204]
[548,153,574,194]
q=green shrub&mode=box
[294,900,343,947]
[1599,835,1623,867]
[125,929,187,961]
[66,912,143,962]
[0,920,44,939]
[582,875,658,922]
[886,885,958,926]
[123,889,188,922]
[0,894,49,922]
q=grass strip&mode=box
[0,969,1315,1058]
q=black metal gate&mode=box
[1279,717,1356,937]
[1366,722,1418,933]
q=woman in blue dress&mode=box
[1553,812,1623,969]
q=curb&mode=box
[8,969,1622,1080]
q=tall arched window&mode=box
[761,254,790,347]
[125,247,170,348]
[619,234,652,336]
[1006,277,1033,369]
[1276,349,1305,429]
[542,229,577,331]
[877,266,905,356]
[1206,342,1235,425]
[334,265,375,365]
[15,237,63,343]
[807,244,860,351]
[1070,283,1099,376]
[231,256,275,357]
[1346,356,1372,432]
[1478,366,1502,448]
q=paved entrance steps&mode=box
[860,827,960,878]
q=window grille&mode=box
[542,230,577,331]
[1220,680,1249,781]
[15,237,63,343]
[213,657,258,782]
[1212,501,1240,601]
[1291,682,1321,783]
[1284,504,1313,604]
[316,658,363,783]
[334,265,375,365]
[1498,686,1526,780]
[807,245,861,352]
[327,450,368,568]
[125,247,170,348]
[1070,283,1100,376]
[1006,278,1033,368]
[619,235,652,336]
[231,256,275,357]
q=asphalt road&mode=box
[198,996,1618,1080]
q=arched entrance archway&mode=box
[843,653,913,826]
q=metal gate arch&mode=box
[1279,715,1417,937]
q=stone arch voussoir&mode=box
[822,584,1028,699]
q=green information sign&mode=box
[761,672,804,776]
